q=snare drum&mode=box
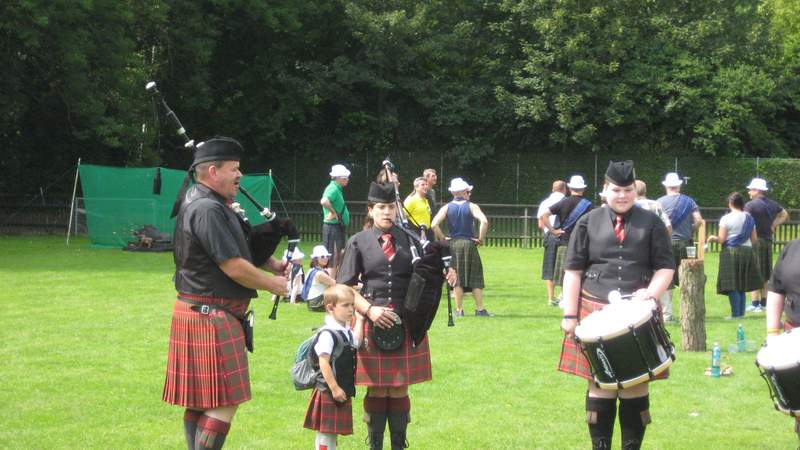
[575,300,675,390]
[756,330,800,416]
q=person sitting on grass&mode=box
[302,245,337,311]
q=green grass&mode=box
[0,236,793,449]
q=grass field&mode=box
[0,235,794,449]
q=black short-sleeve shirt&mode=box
[549,195,593,243]
[173,183,257,299]
[744,196,784,241]
[768,240,800,324]
[565,205,674,298]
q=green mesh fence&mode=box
[79,164,273,247]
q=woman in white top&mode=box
[708,192,763,318]
[303,245,337,310]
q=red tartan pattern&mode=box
[163,296,251,409]
[557,296,669,383]
[303,388,354,435]
[356,320,432,387]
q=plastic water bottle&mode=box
[711,342,721,378]
[737,324,746,352]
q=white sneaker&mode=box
[745,304,758,312]
[753,306,763,313]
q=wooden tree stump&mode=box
[679,258,707,351]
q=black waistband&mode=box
[177,297,244,320]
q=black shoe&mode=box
[475,309,493,317]
[390,432,409,450]
[367,433,384,450]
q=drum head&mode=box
[757,329,800,370]
[576,300,656,342]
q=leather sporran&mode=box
[371,315,405,351]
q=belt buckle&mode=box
[199,304,211,314]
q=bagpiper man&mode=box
[163,137,288,450]
[337,181,456,450]
[559,161,675,450]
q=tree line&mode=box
[2,0,798,198]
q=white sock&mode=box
[315,432,337,450]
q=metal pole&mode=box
[66,158,81,245]
[756,157,760,176]
[593,154,598,199]
[515,152,520,204]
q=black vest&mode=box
[580,207,660,298]
[334,342,357,397]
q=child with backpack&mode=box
[304,284,364,450]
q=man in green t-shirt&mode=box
[320,164,351,267]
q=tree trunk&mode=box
[679,259,707,352]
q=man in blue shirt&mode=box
[744,177,789,312]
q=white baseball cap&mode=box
[311,245,332,259]
[661,172,683,187]
[566,175,587,190]
[448,177,473,193]
[746,177,769,191]
[329,164,351,178]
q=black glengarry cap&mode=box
[368,182,396,203]
[191,137,243,168]
[605,160,635,187]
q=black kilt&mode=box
[541,233,559,281]
[753,239,773,282]
[716,246,764,294]
[670,240,690,287]
[553,245,567,286]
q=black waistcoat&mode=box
[570,206,670,299]
[334,343,357,397]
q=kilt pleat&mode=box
[163,298,251,409]
[541,234,559,281]
[716,246,764,294]
[356,320,432,387]
[558,297,669,383]
[304,388,353,435]
[450,238,484,289]
[553,245,567,286]
[753,239,774,281]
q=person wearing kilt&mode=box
[708,192,763,318]
[537,180,567,306]
[744,177,789,312]
[559,161,675,450]
[304,285,364,450]
[164,138,288,450]
[337,182,456,450]
[431,177,491,316]
[765,240,800,443]
[540,175,593,289]
[657,172,703,322]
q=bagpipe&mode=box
[375,159,455,348]
[146,81,299,321]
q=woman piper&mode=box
[336,181,455,449]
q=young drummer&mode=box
[304,284,365,450]
[559,161,675,450]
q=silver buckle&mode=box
[199,305,211,314]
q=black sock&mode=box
[619,395,650,450]
[387,396,411,450]
[586,394,616,450]
[183,409,204,450]
[364,396,388,449]
[752,299,760,307]
[761,297,767,307]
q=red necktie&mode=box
[614,216,625,243]
[381,233,395,261]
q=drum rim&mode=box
[756,330,800,370]
[594,357,673,390]
[576,302,657,342]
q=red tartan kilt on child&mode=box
[558,296,669,383]
[304,388,354,435]
[356,320,432,387]
[162,295,251,409]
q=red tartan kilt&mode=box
[303,388,353,435]
[162,297,251,409]
[356,320,432,387]
[558,296,669,383]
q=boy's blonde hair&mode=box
[323,284,355,308]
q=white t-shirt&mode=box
[314,315,356,357]
[537,192,566,233]
[307,268,330,300]
[719,210,753,247]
